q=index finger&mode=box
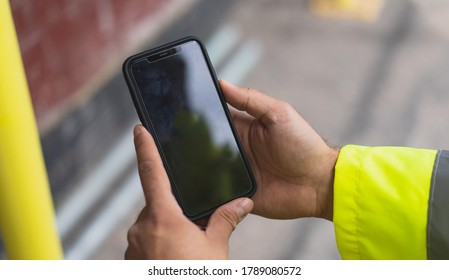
[133,125,177,207]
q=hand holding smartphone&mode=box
[122,37,256,220]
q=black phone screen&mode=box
[128,40,255,218]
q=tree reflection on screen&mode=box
[167,109,249,216]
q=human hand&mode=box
[125,125,253,259]
[221,80,338,221]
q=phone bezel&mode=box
[122,36,256,220]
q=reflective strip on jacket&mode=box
[334,145,449,259]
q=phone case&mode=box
[122,36,256,220]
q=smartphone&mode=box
[122,37,256,220]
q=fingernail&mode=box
[236,198,252,218]
[221,79,236,88]
[133,125,142,136]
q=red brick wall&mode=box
[11,0,172,122]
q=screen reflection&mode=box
[131,41,253,217]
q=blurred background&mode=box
[2,0,449,259]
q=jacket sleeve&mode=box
[333,145,449,259]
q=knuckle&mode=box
[246,87,260,95]
[217,208,238,232]
[242,87,258,107]
[126,224,139,245]
[242,93,251,111]
[262,101,294,126]
[138,159,155,176]
[127,216,162,242]
[278,100,293,111]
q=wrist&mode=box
[317,147,339,221]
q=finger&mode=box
[228,107,252,139]
[124,246,137,260]
[133,125,176,207]
[124,236,139,260]
[220,80,279,120]
[125,222,141,260]
[228,106,253,125]
[206,198,254,243]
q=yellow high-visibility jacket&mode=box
[334,145,449,259]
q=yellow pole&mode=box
[0,0,63,259]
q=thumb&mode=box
[220,79,278,120]
[206,198,254,243]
